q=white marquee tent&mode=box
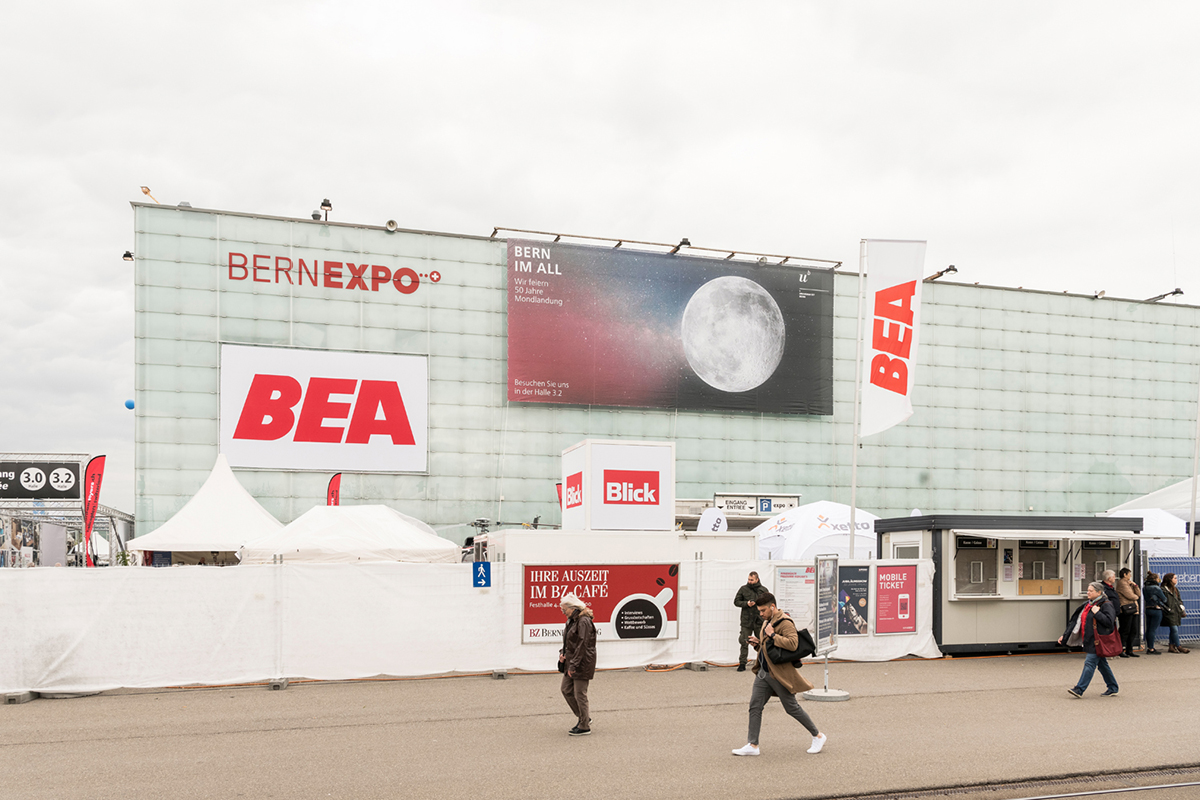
[126,454,283,559]
[755,500,880,561]
[1106,478,1198,556]
[239,505,460,564]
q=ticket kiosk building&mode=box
[875,515,1144,654]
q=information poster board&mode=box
[838,565,870,636]
[773,565,816,630]
[815,555,838,655]
[875,564,917,634]
[522,564,679,643]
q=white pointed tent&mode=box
[126,454,283,561]
[1106,477,1197,556]
[754,500,880,560]
[239,505,460,564]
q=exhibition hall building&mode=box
[132,203,1200,540]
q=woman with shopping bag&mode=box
[1058,581,1120,698]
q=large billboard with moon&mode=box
[507,239,834,414]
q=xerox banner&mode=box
[507,240,834,414]
[523,563,680,643]
[859,239,926,438]
[219,345,428,472]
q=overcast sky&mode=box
[2,1,1198,513]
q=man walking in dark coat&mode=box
[734,572,770,672]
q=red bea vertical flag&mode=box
[860,240,927,438]
[327,473,342,506]
[82,456,106,568]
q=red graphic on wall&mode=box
[523,563,679,642]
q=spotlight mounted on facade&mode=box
[320,199,332,221]
[311,210,322,220]
[140,186,160,204]
[924,264,957,282]
[1145,288,1184,303]
[669,238,691,255]
[1093,290,1105,299]
[122,251,134,261]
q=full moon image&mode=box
[681,276,786,393]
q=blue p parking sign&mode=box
[473,562,491,588]
[759,498,773,514]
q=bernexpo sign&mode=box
[219,344,428,472]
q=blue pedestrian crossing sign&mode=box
[473,562,491,588]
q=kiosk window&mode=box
[954,539,998,596]
[894,545,920,559]
[1078,544,1119,594]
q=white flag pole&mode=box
[1190,364,1200,556]
[848,240,867,559]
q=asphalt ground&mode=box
[3,650,1198,800]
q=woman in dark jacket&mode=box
[558,593,597,735]
[1058,581,1119,697]
[1143,572,1168,655]
[1161,573,1191,654]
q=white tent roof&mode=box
[1107,477,1200,521]
[239,505,460,564]
[754,500,879,561]
[127,455,283,552]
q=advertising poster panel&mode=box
[838,565,870,636]
[815,555,838,655]
[219,344,429,473]
[507,240,834,414]
[523,564,679,643]
[875,564,917,634]
[0,460,82,500]
[773,565,816,630]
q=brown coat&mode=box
[560,608,597,680]
[1116,577,1141,611]
[752,609,814,695]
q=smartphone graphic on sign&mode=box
[898,594,910,619]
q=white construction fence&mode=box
[1,560,939,695]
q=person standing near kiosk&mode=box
[1115,568,1141,658]
[733,572,770,672]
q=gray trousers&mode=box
[747,669,818,744]
[561,672,590,730]
[738,625,754,664]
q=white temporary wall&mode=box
[0,560,939,694]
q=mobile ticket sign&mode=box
[875,564,917,634]
[814,555,839,656]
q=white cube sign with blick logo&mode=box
[561,440,675,531]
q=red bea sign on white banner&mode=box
[560,440,675,531]
[860,240,927,438]
[219,344,428,472]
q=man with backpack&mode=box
[733,572,770,671]
[731,592,827,757]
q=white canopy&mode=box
[239,505,460,564]
[1107,477,1200,521]
[754,500,879,560]
[1105,480,1196,557]
[127,454,283,552]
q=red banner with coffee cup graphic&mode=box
[523,563,679,643]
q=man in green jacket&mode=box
[734,572,770,671]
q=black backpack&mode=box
[765,619,817,664]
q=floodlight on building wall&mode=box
[1145,288,1184,303]
[669,238,691,254]
[140,186,160,204]
[320,199,332,221]
[924,264,957,282]
[122,251,133,261]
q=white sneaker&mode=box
[807,733,827,754]
[731,743,760,757]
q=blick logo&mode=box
[603,470,659,505]
[565,471,583,509]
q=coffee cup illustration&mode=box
[612,587,674,639]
